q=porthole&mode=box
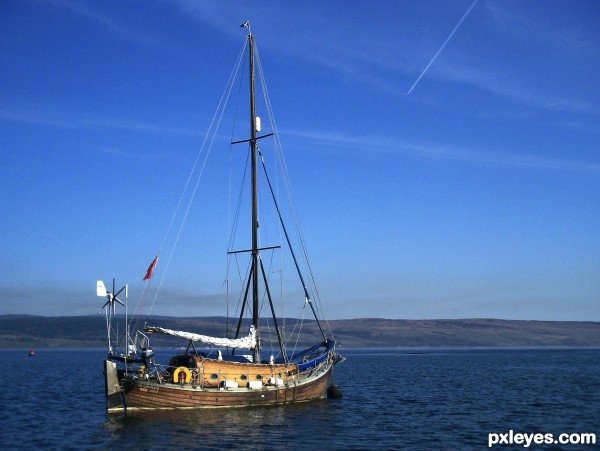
[256,375,262,380]
[210,374,218,380]
[240,375,248,381]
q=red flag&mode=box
[143,255,159,281]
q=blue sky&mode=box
[1,0,598,321]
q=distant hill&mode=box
[1,315,599,348]
[329,318,600,347]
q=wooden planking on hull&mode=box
[122,366,332,409]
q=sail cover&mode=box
[145,325,256,349]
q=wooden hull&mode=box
[108,360,333,412]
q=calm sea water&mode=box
[1,348,598,450]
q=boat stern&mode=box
[104,359,125,412]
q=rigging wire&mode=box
[226,46,247,331]
[254,42,336,338]
[140,39,248,321]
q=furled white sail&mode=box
[145,325,256,349]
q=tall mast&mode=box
[248,30,261,363]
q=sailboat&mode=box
[98,23,343,412]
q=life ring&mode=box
[173,366,192,384]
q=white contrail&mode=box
[407,0,479,95]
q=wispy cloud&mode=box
[553,120,600,135]
[286,128,600,175]
[30,0,163,47]
[171,0,413,96]
[0,284,96,316]
[0,103,201,137]
[436,64,600,116]
[171,0,599,119]
[486,2,598,60]
[421,2,600,115]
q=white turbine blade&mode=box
[113,296,126,307]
